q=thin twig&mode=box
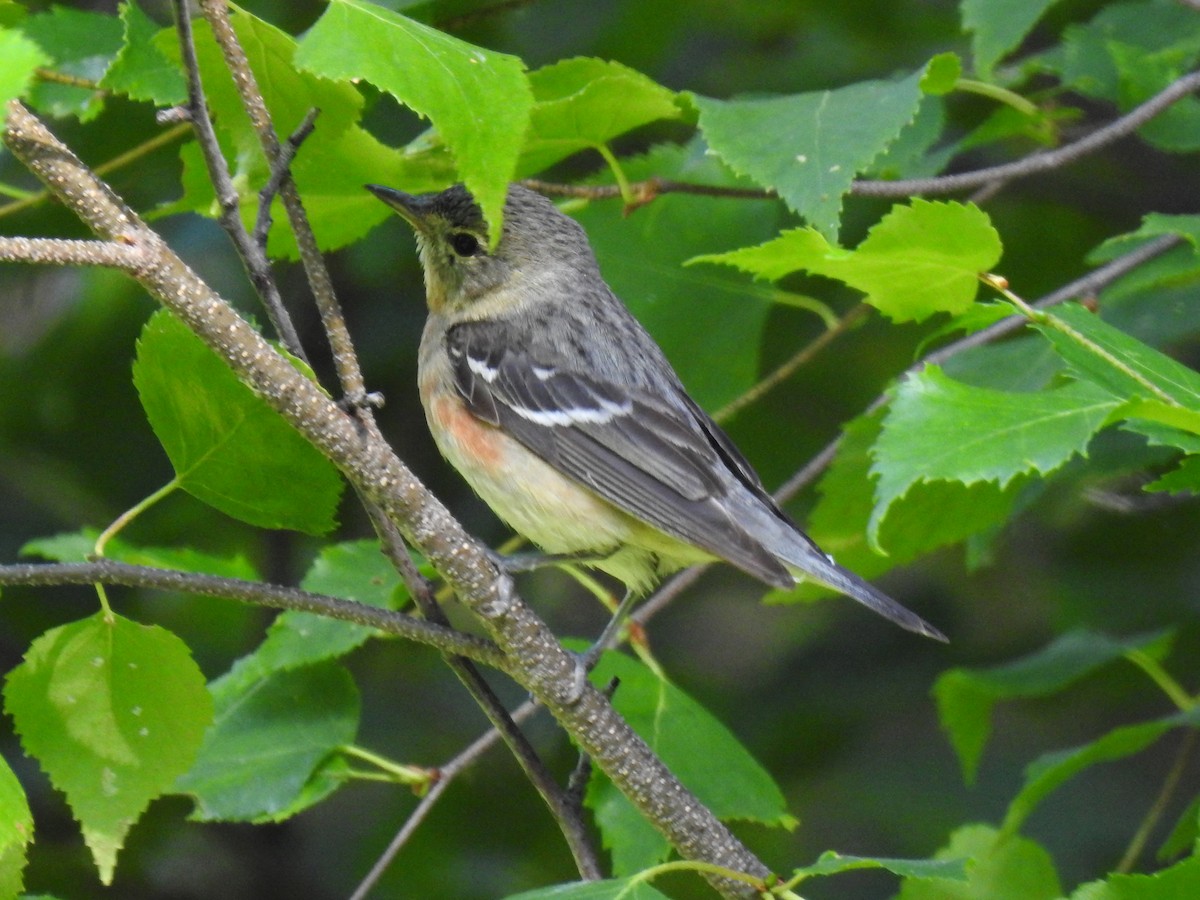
[34,68,99,90]
[190,0,597,875]
[189,2,601,879]
[171,0,309,362]
[853,69,1200,197]
[1116,731,1197,873]
[528,68,1200,205]
[713,304,870,423]
[0,561,505,668]
[253,108,320,251]
[364,506,603,881]
[348,698,542,900]
[198,0,370,406]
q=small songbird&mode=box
[367,182,944,643]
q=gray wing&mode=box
[445,320,794,588]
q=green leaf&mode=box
[1144,454,1200,494]
[1157,793,1200,862]
[962,0,1063,78]
[572,140,784,410]
[241,540,409,674]
[897,824,1061,900]
[132,309,344,534]
[1069,855,1200,900]
[774,411,1021,605]
[295,0,532,245]
[1031,303,1200,420]
[794,851,968,882]
[4,613,212,883]
[99,1,186,105]
[692,200,1002,323]
[18,6,122,121]
[1003,707,1200,837]
[0,754,33,898]
[176,662,359,822]
[867,97,958,180]
[585,651,793,875]
[1036,3,1200,152]
[692,63,930,238]
[1089,213,1200,262]
[0,27,49,128]
[520,57,682,175]
[921,52,962,95]
[933,629,1173,783]
[504,879,673,900]
[869,367,1119,547]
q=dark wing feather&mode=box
[446,322,791,587]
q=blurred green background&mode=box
[2,0,1199,897]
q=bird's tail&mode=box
[770,528,946,641]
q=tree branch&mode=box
[349,696,543,899]
[198,0,371,407]
[364,505,603,881]
[527,68,1200,204]
[171,0,308,363]
[0,560,504,668]
[852,69,1200,198]
[2,99,768,898]
[0,236,150,269]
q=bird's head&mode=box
[366,182,595,316]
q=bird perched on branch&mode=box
[367,181,945,646]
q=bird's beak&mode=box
[365,184,434,230]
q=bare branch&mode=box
[364,505,603,880]
[253,108,320,250]
[528,68,1200,205]
[0,561,505,668]
[198,0,371,406]
[349,698,542,900]
[0,236,149,270]
[171,0,308,362]
[853,69,1200,198]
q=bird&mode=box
[366,181,945,645]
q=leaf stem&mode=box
[954,78,1040,117]
[984,274,1180,407]
[340,745,433,786]
[1125,649,1195,712]
[594,142,634,207]
[626,858,778,895]
[93,479,180,559]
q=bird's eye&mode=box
[450,232,480,257]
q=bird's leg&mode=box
[566,588,639,702]
[580,587,638,669]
